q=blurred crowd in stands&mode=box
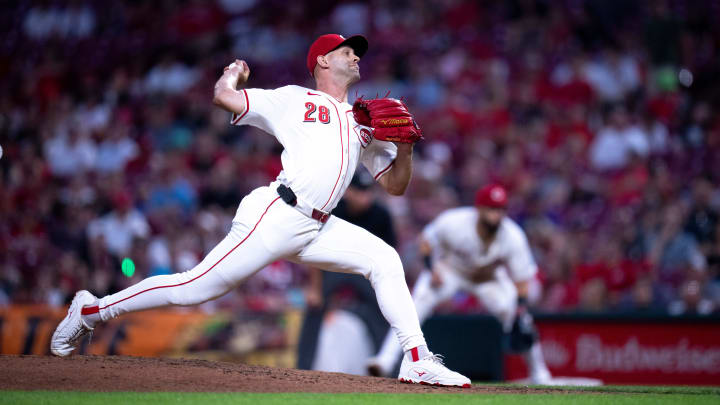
[1,0,719,316]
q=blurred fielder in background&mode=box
[367,183,554,384]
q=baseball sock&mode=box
[405,345,431,362]
[524,342,550,377]
[81,300,101,328]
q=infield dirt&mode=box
[0,355,574,394]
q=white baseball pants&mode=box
[96,185,427,351]
[372,267,517,372]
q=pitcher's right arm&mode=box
[213,59,250,114]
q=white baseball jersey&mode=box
[92,83,430,356]
[230,85,397,212]
[422,207,537,282]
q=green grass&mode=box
[550,384,720,395]
[474,382,720,396]
[1,391,718,405]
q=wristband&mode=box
[422,255,432,269]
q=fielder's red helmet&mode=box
[475,184,508,209]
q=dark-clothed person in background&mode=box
[297,169,397,373]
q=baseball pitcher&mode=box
[51,34,470,388]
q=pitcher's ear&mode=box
[317,54,329,68]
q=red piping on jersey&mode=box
[374,160,395,180]
[231,89,250,125]
[318,96,346,211]
[98,196,282,311]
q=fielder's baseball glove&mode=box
[508,310,538,353]
[352,97,423,143]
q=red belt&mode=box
[278,184,331,224]
[312,208,331,223]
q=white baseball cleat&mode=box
[50,290,97,357]
[398,354,471,388]
[530,369,553,385]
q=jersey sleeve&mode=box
[229,86,294,135]
[504,224,538,282]
[421,211,453,252]
[360,137,398,180]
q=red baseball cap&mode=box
[306,34,368,77]
[475,184,508,209]
[112,191,132,210]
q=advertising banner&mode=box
[505,317,720,385]
[0,305,208,356]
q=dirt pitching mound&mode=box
[0,355,568,394]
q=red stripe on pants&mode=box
[99,196,281,311]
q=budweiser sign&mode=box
[504,319,720,385]
[576,335,720,373]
